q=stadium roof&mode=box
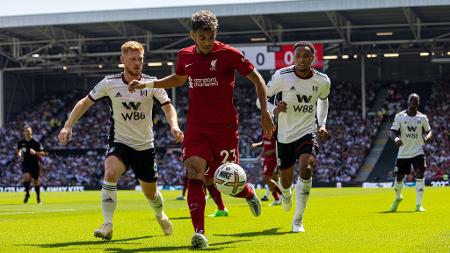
[0,0,449,73]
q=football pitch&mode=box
[1,187,449,253]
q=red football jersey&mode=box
[263,131,277,160]
[176,41,254,128]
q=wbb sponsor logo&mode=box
[406,125,418,138]
[293,94,314,113]
[121,102,146,121]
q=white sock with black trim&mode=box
[101,181,117,224]
[148,191,164,217]
[394,181,403,200]
[416,178,425,206]
[294,177,312,221]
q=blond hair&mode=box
[121,41,144,55]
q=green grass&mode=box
[1,187,449,253]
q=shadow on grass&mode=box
[169,216,191,220]
[214,227,291,237]
[378,210,417,214]
[104,239,250,252]
[16,235,152,248]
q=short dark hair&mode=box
[408,93,420,100]
[294,41,315,55]
[191,10,219,31]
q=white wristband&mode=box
[144,81,154,88]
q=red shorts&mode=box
[263,157,277,177]
[182,126,239,178]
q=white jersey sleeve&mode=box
[391,114,400,131]
[89,78,108,101]
[422,115,431,132]
[152,88,171,105]
[319,76,331,99]
[266,71,284,97]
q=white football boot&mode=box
[94,222,113,240]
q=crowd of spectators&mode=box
[423,80,449,181]
[4,77,445,187]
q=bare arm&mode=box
[246,69,276,137]
[317,98,329,141]
[58,96,95,144]
[128,74,188,92]
[390,130,403,147]
[160,103,184,144]
[29,149,47,156]
[251,141,263,149]
[424,130,433,144]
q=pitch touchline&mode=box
[0,209,76,215]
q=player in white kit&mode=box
[58,41,184,240]
[261,41,330,232]
[389,93,432,212]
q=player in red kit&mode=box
[128,10,275,248]
[252,130,282,206]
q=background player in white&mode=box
[389,93,432,212]
[261,41,330,232]
[58,41,183,240]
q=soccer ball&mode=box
[214,163,247,196]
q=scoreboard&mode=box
[239,44,323,70]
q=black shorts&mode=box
[22,163,40,180]
[277,133,319,169]
[106,142,158,183]
[395,155,425,175]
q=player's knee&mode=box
[144,190,158,201]
[104,168,120,182]
[415,170,425,179]
[186,166,203,180]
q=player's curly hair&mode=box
[191,10,219,31]
[294,41,315,55]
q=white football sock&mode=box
[280,183,292,198]
[394,180,403,199]
[294,177,312,221]
[416,178,425,206]
[101,181,117,224]
[148,191,164,217]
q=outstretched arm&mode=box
[246,69,276,137]
[58,96,95,145]
[128,74,188,92]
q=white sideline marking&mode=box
[0,209,76,215]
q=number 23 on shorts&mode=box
[220,148,237,164]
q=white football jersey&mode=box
[89,73,171,151]
[267,66,331,143]
[391,110,431,159]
